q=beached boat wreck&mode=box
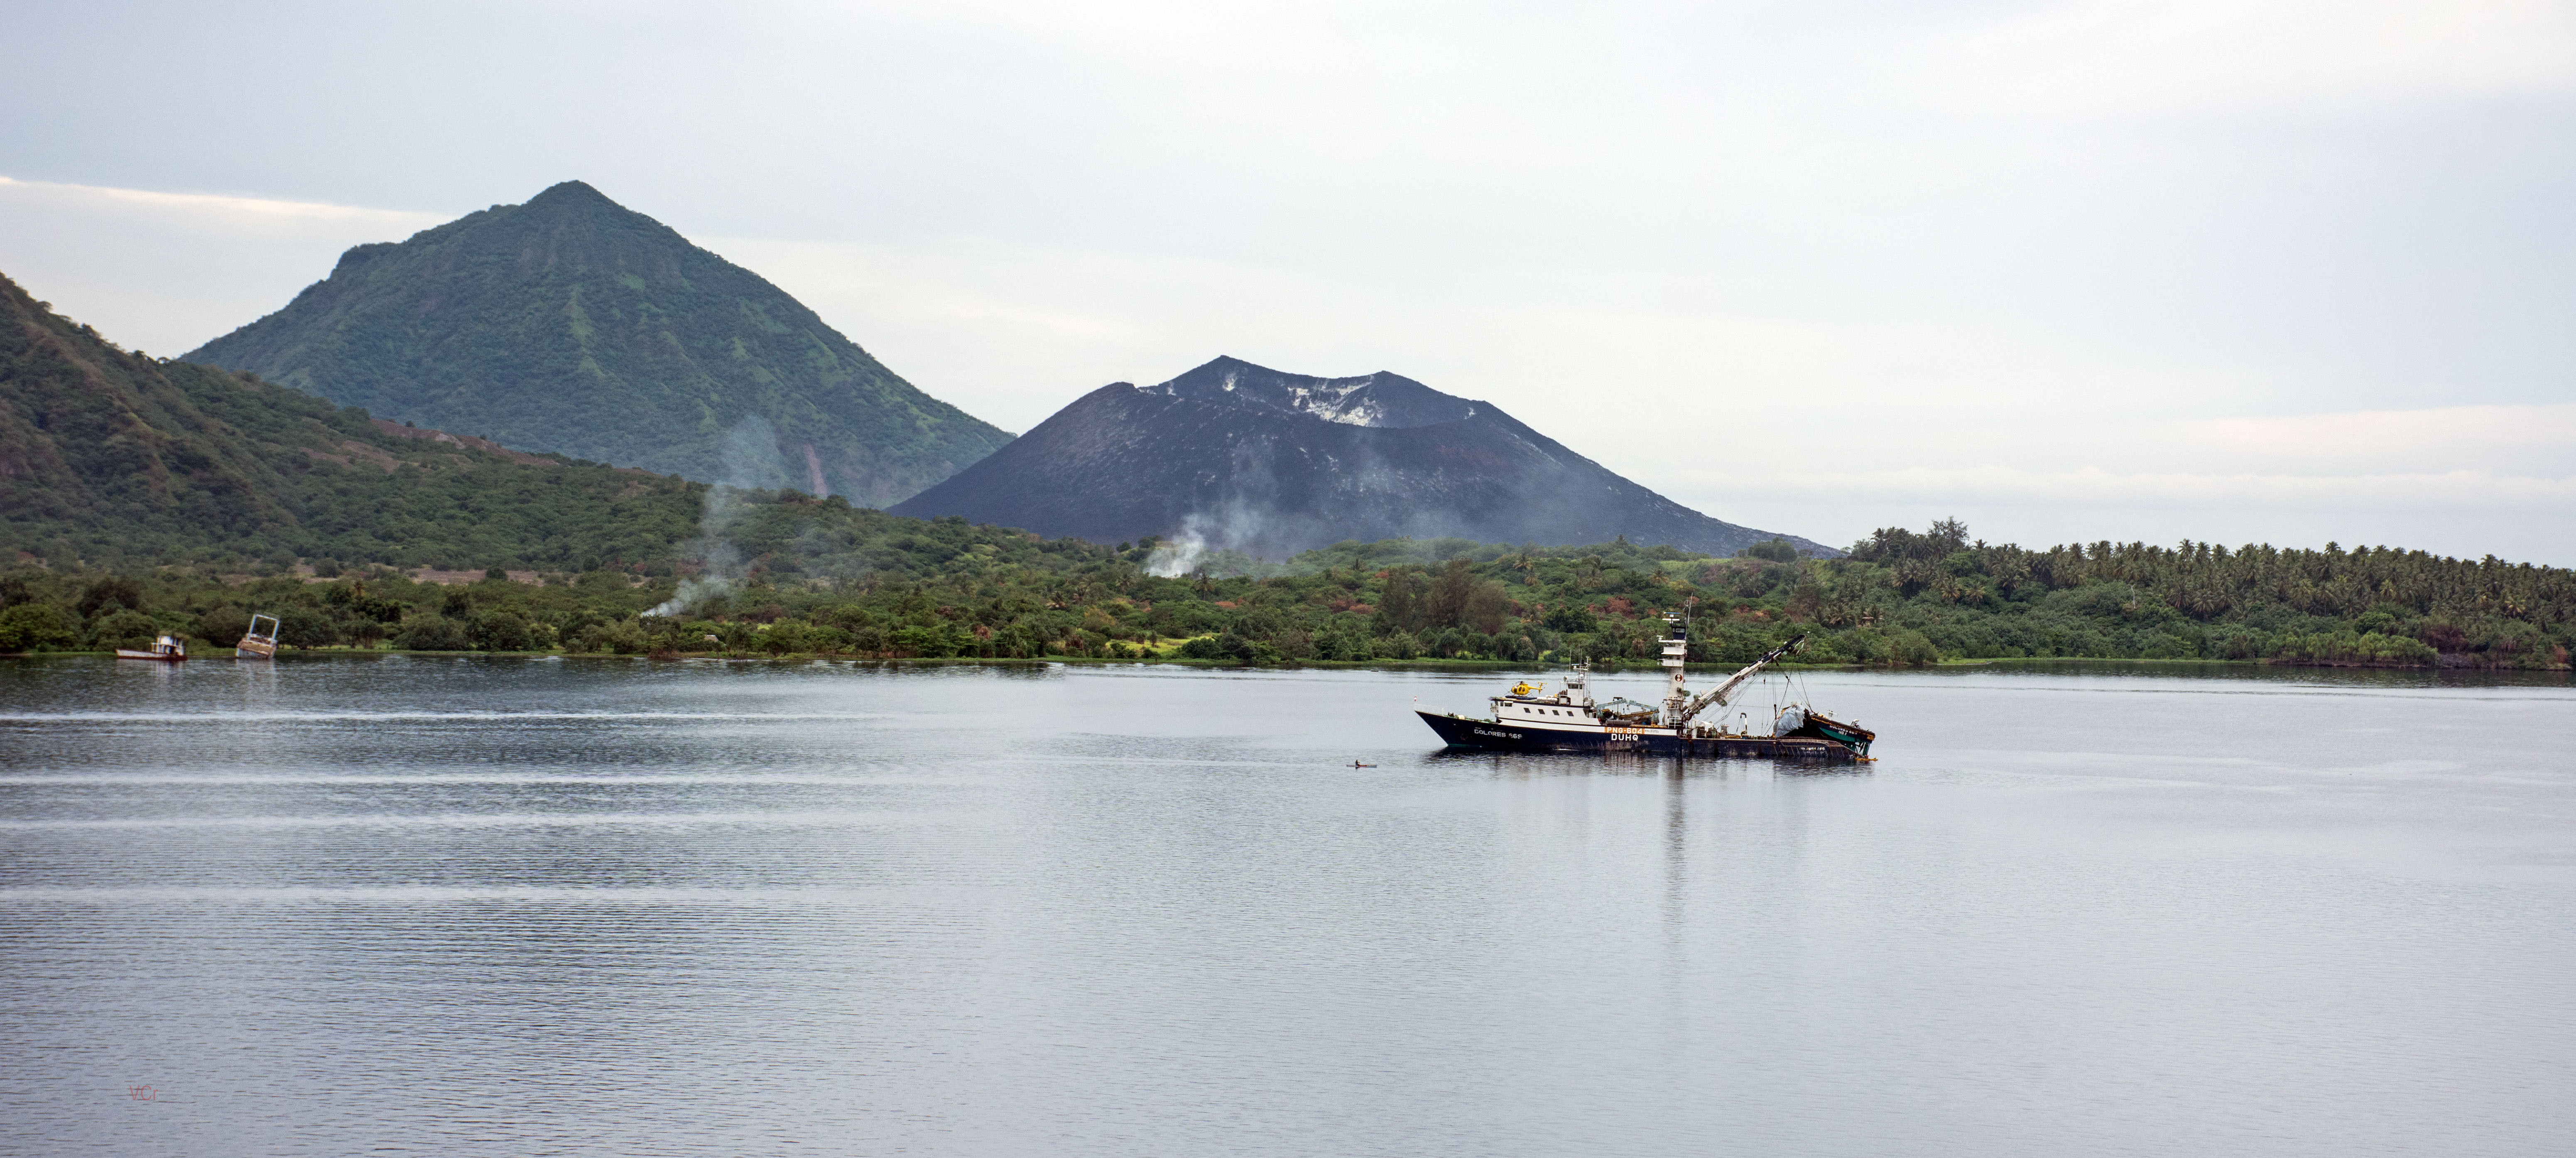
[1415,620,1876,762]
[236,613,279,659]
[114,635,187,662]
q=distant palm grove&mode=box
[1,501,2566,671]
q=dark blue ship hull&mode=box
[1415,711,1856,762]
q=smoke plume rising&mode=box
[647,417,784,617]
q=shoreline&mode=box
[6,650,2560,674]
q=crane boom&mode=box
[1670,633,1807,728]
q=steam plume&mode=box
[647,417,784,617]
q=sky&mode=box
[4,0,2572,563]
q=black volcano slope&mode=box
[888,356,1827,558]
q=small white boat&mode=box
[115,634,187,662]
[237,613,280,659]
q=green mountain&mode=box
[185,180,1010,506]
[0,268,700,569]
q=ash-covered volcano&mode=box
[888,356,1826,561]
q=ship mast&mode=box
[1670,632,1808,730]
[1658,602,1693,726]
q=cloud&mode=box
[1917,0,2576,118]
[1695,463,2576,565]
[0,175,446,354]
[2188,403,2576,463]
[4,0,2569,563]
[0,175,446,231]
[1739,464,2576,511]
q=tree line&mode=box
[1,504,2565,671]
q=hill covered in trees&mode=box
[0,269,702,571]
[186,181,1010,505]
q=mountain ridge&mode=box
[890,356,1828,559]
[186,180,1010,505]
[0,267,701,569]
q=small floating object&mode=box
[114,634,187,662]
[236,613,280,659]
[1350,760,1376,768]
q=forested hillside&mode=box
[0,270,700,570]
[185,181,1010,505]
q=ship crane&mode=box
[1666,632,1808,731]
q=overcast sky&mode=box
[6,0,2572,562]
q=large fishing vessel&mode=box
[1415,614,1875,761]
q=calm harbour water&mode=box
[2,656,2570,1156]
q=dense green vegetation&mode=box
[2,269,706,570]
[3,506,2565,671]
[184,181,1010,505]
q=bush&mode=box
[578,619,651,655]
[196,605,250,648]
[757,622,809,655]
[87,609,162,650]
[76,577,144,618]
[1177,635,1225,659]
[1884,628,1939,666]
[468,610,532,652]
[1316,630,1373,661]
[0,602,78,652]
[276,606,343,649]
[2139,631,2200,660]
[2272,631,2438,667]
[889,623,960,658]
[395,616,472,651]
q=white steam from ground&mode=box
[1143,439,1297,577]
[1143,426,1821,571]
[647,417,785,618]
[1145,507,1260,577]
[1142,438,1453,577]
